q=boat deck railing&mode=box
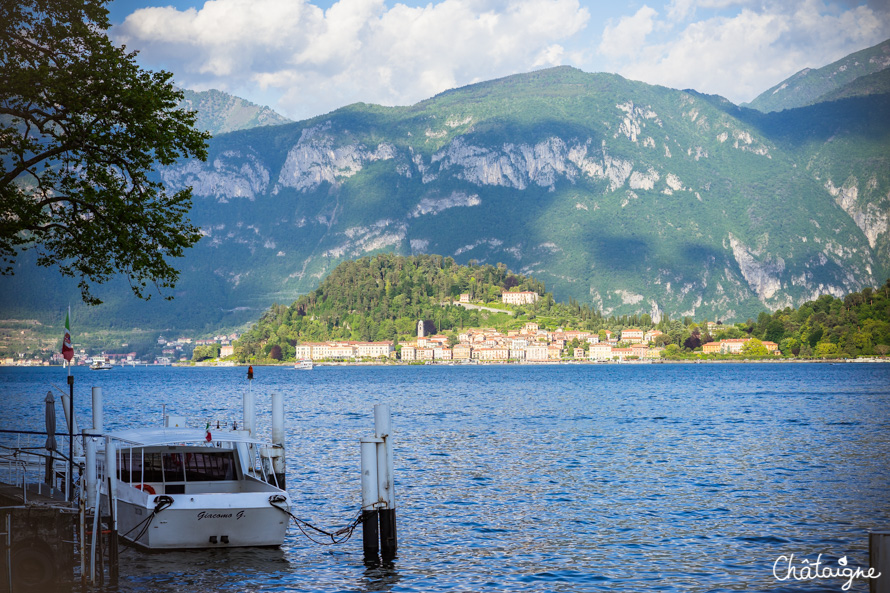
[104,434,277,490]
[0,428,282,506]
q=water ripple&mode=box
[2,363,888,592]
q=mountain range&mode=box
[745,39,890,112]
[177,88,292,135]
[2,39,889,334]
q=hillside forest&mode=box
[232,254,890,362]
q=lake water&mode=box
[2,362,889,592]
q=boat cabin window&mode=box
[118,449,236,483]
[182,451,236,481]
[119,452,164,483]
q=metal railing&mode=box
[0,433,73,504]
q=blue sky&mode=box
[109,0,890,121]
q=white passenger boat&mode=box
[89,356,113,370]
[106,426,290,550]
[294,359,313,370]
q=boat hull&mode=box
[116,491,289,549]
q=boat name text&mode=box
[197,510,246,521]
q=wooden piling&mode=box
[872,531,890,593]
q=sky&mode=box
[108,0,890,121]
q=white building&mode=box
[502,291,540,306]
[589,343,612,361]
[355,342,394,358]
[525,345,549,361]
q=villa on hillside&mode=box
[620,328,644,343]
[501,291,540,305]
[644,329,663,343]
[702,338,779,354]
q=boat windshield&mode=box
[119,449,237,483]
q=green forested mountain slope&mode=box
[235,253,549,358]
[746,279,890,357]
[178,89,291,136]
[2,62,888,335]
[240,256,890,361]
[810,67,890,104]
[746,38,890,112]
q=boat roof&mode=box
[106,427,269,447]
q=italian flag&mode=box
[61,312,73,362]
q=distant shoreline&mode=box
[9,357,888,370]
[191,357,888,367]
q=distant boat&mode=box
[89,356,113,370]
[294,359,313,370]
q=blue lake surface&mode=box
[2,363,889,592]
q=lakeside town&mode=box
[0,332,241,367]
[2,291,789,367]
[6,279,890,366]
[294,318,779,363]
[5,254,888,367]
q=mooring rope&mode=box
[118,495,174,553]
[268,494,363,545]
[114,494,362,553]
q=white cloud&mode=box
[116,0,590,120]
[596,0,890,103]
[598,6,659,59]
[114,0,890,118]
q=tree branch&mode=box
[0,144,71,187]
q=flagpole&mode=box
[68,367,73,501]
[66,306,74,501]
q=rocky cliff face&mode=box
[825,178,890,250]
[162,150,271,201]
[277,123,397,192]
